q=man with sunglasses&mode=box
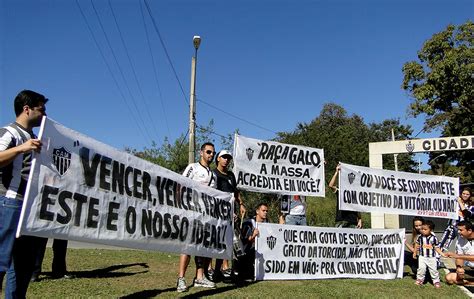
[0,90,48,298]
[177,142,217,292]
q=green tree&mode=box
[275,103,415,227]
[277,103,415,183]
[128,120,217,173]
[402,20,473,181]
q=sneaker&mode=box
[176,277,188,292]
[415,280,423,286]
[52,272,73,279]
[194,276,216,288]
[222,268,232,278]
[209,270,223,283]
[434,282,441,289]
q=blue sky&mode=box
[1,0,472,169]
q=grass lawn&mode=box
[9,248,469,298]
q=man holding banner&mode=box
[177,142,217,292]
[238,202,269,281]
[329,164,362,228]
[0,90,48,298]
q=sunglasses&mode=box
[205,150,216,155]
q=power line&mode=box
[197,97,277,134]
[143,0,189,105]
[89,0,155,143]
[107,0,162,142]
[75,0,150,146]
[138,0,171,138]
[196,124,233,141]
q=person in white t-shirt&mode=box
[279,195,307,226]
[445,220,474,285]
[176,142,217,292]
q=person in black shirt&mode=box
[210,150,246,282]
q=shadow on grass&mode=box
[119,280,258,298]
[119,287,176,298]
[45,263,149,279]
[181,280,259,298]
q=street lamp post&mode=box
[428,153,447,175]
[188,36,201,164]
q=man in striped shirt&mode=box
[0,90,48,298]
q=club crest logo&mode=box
[246,148,254,161]
[52,147,71,176]
[405,141,415,153]
[267,235,277,250]
[348,172,356,184]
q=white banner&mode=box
[339,163,459,219]
[233,135,325,197]
[255,223,404,280]
[17,117,233,259]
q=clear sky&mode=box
[1,0,472,167]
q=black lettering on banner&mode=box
[191,219,227,249]
[107,201,120,231]
[283,229,298,243]
[87,197,99,228]
[142,171,152,202]
[124,166,133,196]
[265,260,287,273]
[171,215,180,239]
[375,259,398,274]
[57,190,72,224]
[338,233,348,244]
[180,217,189,242]
[162,213,172,238]
[133,168,142,199]
[73,192,88,227]
[99,155,112,190]
[112,160,125,195]
[288,261,300,274]
[39,185,58,221]
[126,206,137,234]
[302,261,319,274]
[236,172,283,190]
[318,232,337,244]
[140,209,189,241]
[260,164,267,175]
[320,262,336,275]
[142,209,153,236]
[192,219,203,244]
[283,244,306,257]
[152,211,163,237]
[397,178,408,192]
[79,147,100,187]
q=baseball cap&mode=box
[217,150,233,159]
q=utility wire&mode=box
[143,0,189,105]
[196,124,233,141]
[413,125,428,138]
[107,0,162,142]
[75,0,149,146]
[89,0,154,143]
[138,0,171,138]
[197,97,277,134]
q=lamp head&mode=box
[193,36,201,50]
[428,154,448,166]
